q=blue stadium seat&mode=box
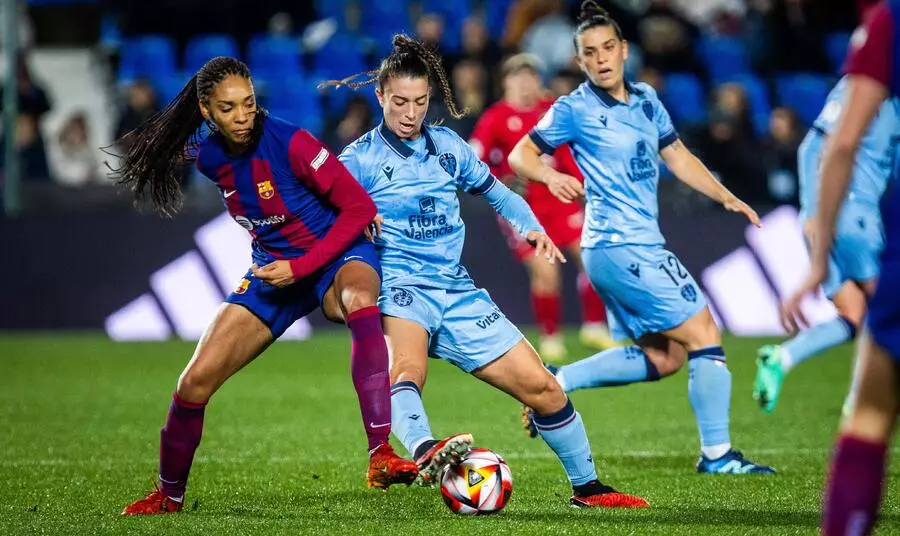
[119,35,177,81]
[264,75,324,135]
[484,0,514,40]
[247,35,302,79]
[661,72,707,127]
[696,35,751,83]
[825,32,852,75]
[184,34,240,73]
[776,73,833,126]
[314,33,368,80]
[154,74,192,106]
[314,0,352,20]
[720,74,772,137]
[362,1,412,47]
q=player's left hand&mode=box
[780,259,828,334]
[252,261,296,288]
[723,196,761,227]
[526,231,566,265]
[364,214,384,242]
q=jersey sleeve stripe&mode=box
[528,130,556,154]
[469,175,497,196]
[659,130,679,149]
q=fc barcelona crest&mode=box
[257,180,275,200]
[439,153,457,177]
[642,100,654,121]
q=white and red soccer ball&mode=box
[440,448,513,515]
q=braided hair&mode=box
[107,56,264,217]
[574,0,624,51]
[320,34,468,120]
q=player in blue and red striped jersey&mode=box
[112,57,417,516]
[782,1,900,534]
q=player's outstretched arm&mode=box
[660,139,760,227]
[508,136,583,203]
[477,177,566,264]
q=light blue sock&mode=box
[532,399,598,486]
[688,346,731,451]
[782,316,857,372]
[556,346,661,392]
[390,381,434,457]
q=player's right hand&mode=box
[546,171,584,204]
[364,214,384,242]
[780,259,829,334]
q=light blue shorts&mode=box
[582,245,707,341]
[816,203,883,298]
[378,284,524,373]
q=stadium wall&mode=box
[0,201,835,337]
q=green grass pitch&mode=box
[2,331,898,535]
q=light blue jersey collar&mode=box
[588,80,645,108]
[377,122,437,158]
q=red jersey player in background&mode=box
[470,53,614,361]
[780,1,900,534]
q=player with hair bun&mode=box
[510,0,774,475]
[327,34,648,508]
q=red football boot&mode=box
[121,482,184,516]
[367,443,419,489]
[570,481,650,508]
[414,433,474,486]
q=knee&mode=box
[528,264,561,294]
[340,285,379,317]
[176,368,215,403]
[389,356,426,387]
[645,346,687,378]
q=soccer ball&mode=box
[439,448,512,515]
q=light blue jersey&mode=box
[799,77,900,219]
[529,81,678,248]
[528,81,700,341]
[340,122,543,371]
[797,78,900,296]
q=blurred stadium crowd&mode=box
[2,0,865,211]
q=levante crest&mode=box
[439,153,457,176]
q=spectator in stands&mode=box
[714,83,756,141]
[765,0,831,73]
[453,17,502,98]
[115,80,159,152]
[322,95,374,153]
[548,67,583,98]
[0,54,52,182]
[638,0,702,75]
[415,13,445,53]
[502,0,560,51]
[50,112,103,187]
[1,53,52,120]
[520,0,575,77]
[762,107,802,204]
[0,114,51,183]
[688,108,768,205]
[668,0,746,30]
[427,60,487,139]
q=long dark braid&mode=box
[320,34,468,120]
[107,56,262,217]
[574,0,624,50]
